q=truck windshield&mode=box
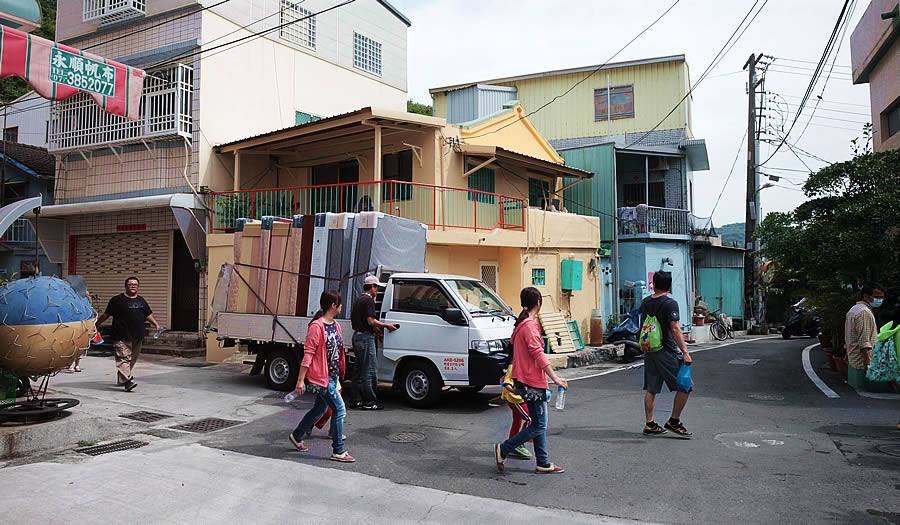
[445,280,511,316]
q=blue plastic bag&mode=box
[676,363,694,393]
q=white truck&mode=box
[211,271,515,408]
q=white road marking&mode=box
[567,337,776,382]
[801,343,840,399]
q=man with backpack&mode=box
[639,271,693,438]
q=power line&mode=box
[758,0,852,167]
[774,56,851,69]
[462,0,682,141]
[776,93,868,108]
[705,130,747,228]
[775,101,869,117]
[620,0,769,151]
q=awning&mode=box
[680,138,710,171]
[458,144,592,179]
[0,25,145,120]
[29,194,207,263]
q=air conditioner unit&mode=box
[648,157,670,171]
[83,0,146,26]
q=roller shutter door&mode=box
[75,230,172,328]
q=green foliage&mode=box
[1,0,57,104]
[716,222,745,247]
[406,100,433,116]
[757,149,900,347]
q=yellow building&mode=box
[205,106,600,361]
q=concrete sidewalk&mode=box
[0,440,638,524]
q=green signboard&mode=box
[49,48,116,97]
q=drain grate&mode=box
[120,411,172,423]
[748,393,785,401]
[170,417,244,433]
[76,439,148,456]
[388,431,426,443]
[729,359,761,366]
[876,444,900,458]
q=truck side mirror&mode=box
[442,308,467,326]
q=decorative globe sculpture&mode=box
[0,276,96,376]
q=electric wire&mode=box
[704,130,747,229]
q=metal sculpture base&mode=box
[0,374,80,424]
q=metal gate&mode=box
[696,267,744,320]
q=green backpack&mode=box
[640,311,664,352]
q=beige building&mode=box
[850,0,900,152]
[205,105,600,360]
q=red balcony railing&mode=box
[209,180,526,233]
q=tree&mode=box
[407,100,433,116]
[1,0,57,104]
[756,148,900,348]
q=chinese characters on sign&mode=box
[49,48,116,97]
[443,357,464,372]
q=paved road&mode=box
[199,337,900,524]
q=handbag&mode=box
[866,322,900,383]
[514,381,548,403]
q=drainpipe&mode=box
[612,152,620,317]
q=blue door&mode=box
[697,268,744,320]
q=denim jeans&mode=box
[352,332,378,404]
[292,377,346,454]
[500,396,549,466]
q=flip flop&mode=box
[289,434,309,452]
[330,452,355,463]
[535,464,565,474]
[494,443,505,472]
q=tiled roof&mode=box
[1,141,54,178]
[550,129,688,151]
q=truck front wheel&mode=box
[401,360,443,408]
[266,347,299,391]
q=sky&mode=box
[390,0,872,226]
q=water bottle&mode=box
[555,386,567,410]
[283,391,299,403]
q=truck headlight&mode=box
[471,340,505,354]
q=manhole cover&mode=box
[729,359,760,366]
[876,444,900,458]
[120,411,172,423]
[76,439,148,456]
[388,431,426,443]
[170,418,244,433]
[748,393,785,401]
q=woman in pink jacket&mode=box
[289,290,354,463]
[495,287,568,474]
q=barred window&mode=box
[353,32,382,76]
[280,0,316,49]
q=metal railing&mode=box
[617,205,690,236]
[83,0,146,25]
[210,181,527,233]
[1,218,35,244]
[48,63,193,153]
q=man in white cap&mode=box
[350,275,398,410]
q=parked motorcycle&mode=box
[607,307,643,362]
[782,298,821,339]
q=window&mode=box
[3,126,18,142]
[280,0,316,49]
[295,111,321,125]
[392,280,453,315]
[479,263,499,294]
[532,268,546,286]
[594,85,634,121]
[382,150,413,201]
[885,102,900,139]
[353,32,382,76]
[622,182,665,207]
[446,279,509,315]
[467,164,496,204]
[528,178,550,208]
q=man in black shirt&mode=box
[349,275,398,409]
[95,277,160,392]
[639,271,693,438]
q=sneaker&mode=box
[359,403,384,411]
[289,434,309,452]
[348,401,363,409]
[535,463,565,474]
[123,380,138,392]
[487,395,504,407]
[664,419,693,439]
[494,443,505,472]
[642,421,667,436]
[327,432,347,440]
[508,444,532,460]
[330,451,355,463]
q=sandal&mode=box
[330,451,355,463]
[664,419,693,439]
[535,463,565,474]
[494,443,505,472]
[73,366,82,373]
[289,434,309,452]
[643,421,668,436]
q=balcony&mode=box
[83,0,145,26]
[617,205,691,238]
[48,63,192,153]
[1,218,35,245]
[210,181,526,233]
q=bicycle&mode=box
[709,309,734,341]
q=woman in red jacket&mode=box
[494,287,568,474]
[289,290,354,463]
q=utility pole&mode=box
[743,53,763,334]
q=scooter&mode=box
[606,307,643,362]
[782,298,820,339]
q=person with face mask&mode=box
[845,282,886,382]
